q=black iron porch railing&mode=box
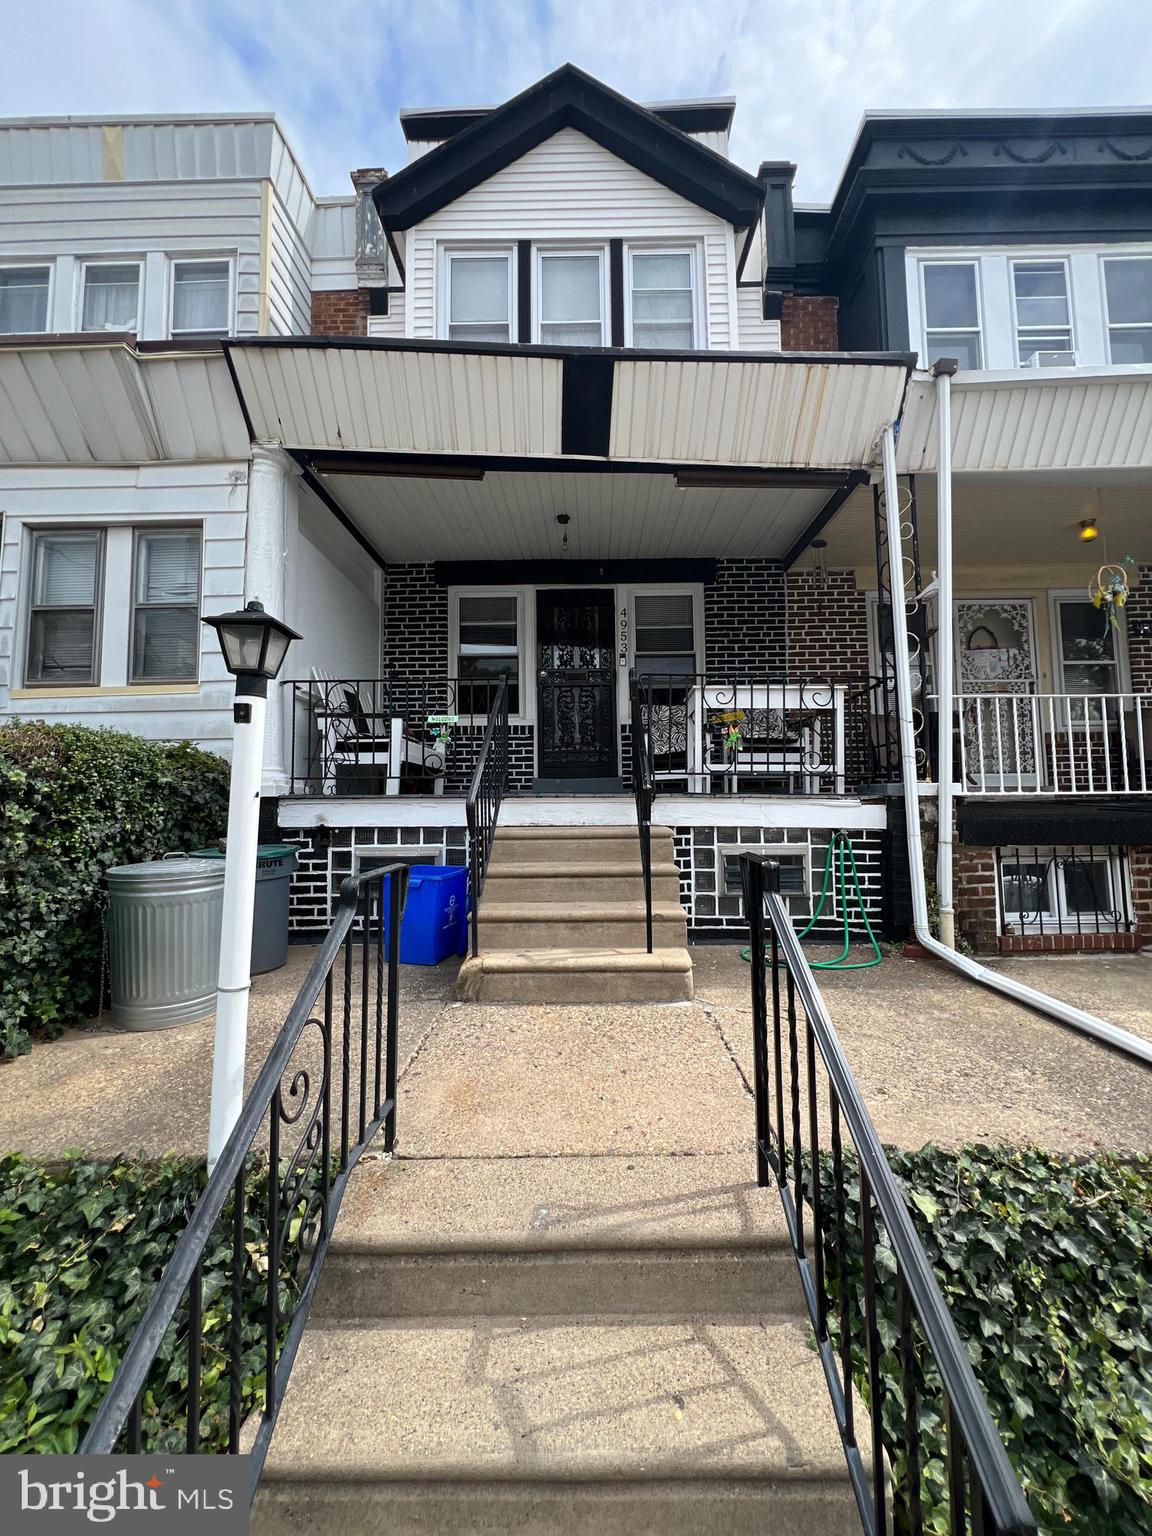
[738,852,1036,1536]
[81,863,410,1489]
[629,670,655,954]
[632,672,887,794]
[465,676,510,957]
[285,675,506,796]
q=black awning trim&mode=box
[958,797,1152,848]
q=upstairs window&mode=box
[26,531,102,685]
[171,260,231,338]
[538,250,605,346]
[0,266,50,334]
[82,262,142,332]
[921,262,982,369]
[629,250,696,349]
[1103,257,1152,364]
[131,529,201,682]
[445,251,512,343]
[1012,260,1073,365]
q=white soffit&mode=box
[0,343,249,464]
[897,369,1152,476]
[319,469,830,562]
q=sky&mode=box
[2,0,1151,200]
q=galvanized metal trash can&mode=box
[189,844,298,975]
[106,857,225,1031]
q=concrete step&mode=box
[491,825,673,867]
[312,1154,800,1321]
[255,1316,858,1536]
[476,902,687,951]
[458,948,694,1003]
[485,862,682,903]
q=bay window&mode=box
[628,250,696,349]
[0,265,50,334]
[537,250,605,345]
[1103,257,1152,364]
[82,262,142,332]
[921,262,983,368]
[170,260,232,338]
[26,531,102,685]
[445,250,513,343]
[131,529,201,682]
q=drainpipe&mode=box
[879,423,1152,1066]
[933,358,958,950]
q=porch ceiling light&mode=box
[202,599,301,693]
[1078,518,1099,542]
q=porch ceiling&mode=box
[311,466,838,562]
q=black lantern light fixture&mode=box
[202,599,301,697]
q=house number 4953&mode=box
[618,606,629,667]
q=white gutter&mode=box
[933,360,957,950]
[879,422,1152,1067]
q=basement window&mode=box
[720,847,808,899]
[996,845,1133,935]
[355,846,445,875]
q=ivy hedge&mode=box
[822,1146,1152,1536]
[0,1153,298,1455]
[0,721,229,1059]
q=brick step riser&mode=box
[484,874,682,903]
[491,835,673,867]
[478,916,688,950]
[311,1246,801,1322]
[467,967,694,1003]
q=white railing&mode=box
[955,691,1152,795]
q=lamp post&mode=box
[201,599,300,1169]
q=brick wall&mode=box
[705,559,787,673]
[1127,565,1152,692]
[786,568,870,677]
[780,295,839,351]
[954,844,999,953]
[311,288,370,336]
[381,563,449,677]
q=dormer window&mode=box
[627,249,696,349]
[444,249,513,343]
[537,250,606,346]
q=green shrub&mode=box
[818,1146,1152,1536]
[0,1153,298,1454]
[0,722,229,1058]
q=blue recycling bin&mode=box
[383,864,469,965]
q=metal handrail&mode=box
[629,671,655,953]
[739,851,1035,1536]
[465,676,510,957]
[82,862,410,1492]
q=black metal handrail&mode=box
[81,863,410,1493]
[738,851,1035,1536]
[629,670,655,954]
[465,676,509,957]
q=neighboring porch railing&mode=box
[465,676,510,958]
[738,851,1035,1536]
[954,691,1152,796]
[629,671,655,954]
[81,864,409,1488]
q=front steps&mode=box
[254,1155,860,1536]
[457,825,693,1003]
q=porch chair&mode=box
[310,668,446,796]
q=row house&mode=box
[1,68,1149,998]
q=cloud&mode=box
[0,0,1148,197]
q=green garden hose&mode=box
[739,830,883,970]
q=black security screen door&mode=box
[536,588,617,778]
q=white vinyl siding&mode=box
[735,285,782,350]
[413,128,734,346]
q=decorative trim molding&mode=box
[896,142,968,167]
[991,141,1068,164]
[1097,138,1152,162]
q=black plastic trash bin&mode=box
[189,843,298,974]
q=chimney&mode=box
[351,167,389,286]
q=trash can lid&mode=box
[106,856,225,887]
[189,843,299,861]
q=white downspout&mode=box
[933,359,958,950]
[879,422,1152,1066]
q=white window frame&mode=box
[438,245,516,344]
[1009,257,1075,366]
[918,258,984,369]
[533,244,608,347]
[1100,252,1152,365]
[719,845,809,900]
[448,586,530,722]
[624,244,702,350]
[167,256,235,340]
[0,261,54,336]
[129,526,203,685]
[354,844,445,874]
[23,527,105,688]
[78,258,144,334]
[622,584,704,718]
[997,845,1130,934]
[1048,589,1130,698]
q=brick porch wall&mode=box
[780,295,839,351]
[705,559,787,673]
[786,568,870,677]
[1127,566,1152,693]
[312,288,370,336]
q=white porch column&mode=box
[245,443,299,795]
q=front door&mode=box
[536,588,617,779]
[955,598,1039,788]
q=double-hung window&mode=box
[82,262,142,332]
[0,265,50,334]
[1053,597,1122,697]
[537,250,605,345]
[131,529,201,682]
[633,593,696,679]
[455,593,520,713]
[921,261,982,368]
[445,251,513,343]
[26,531,102,685]
[170,260,232,338]
[628,250,696,349]
[1103,257,1152,364]
[1012,260,1073,364]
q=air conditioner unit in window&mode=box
[1022,349,1078,368]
